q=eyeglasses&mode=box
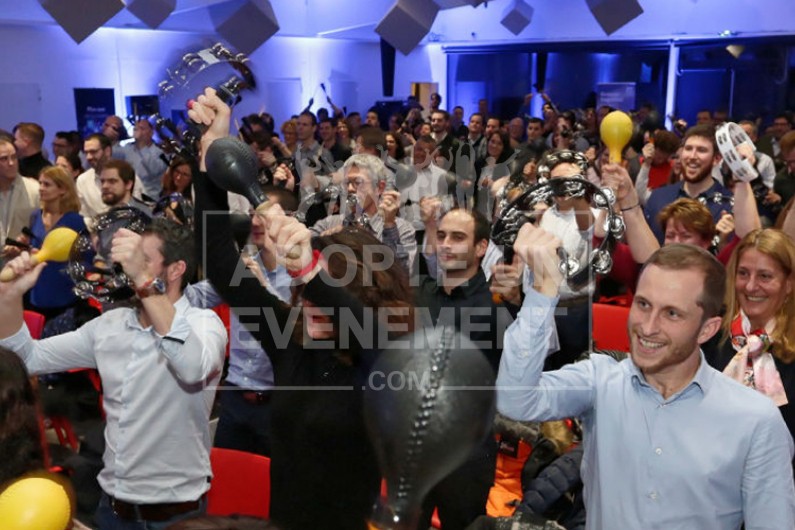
[0,153,18,164]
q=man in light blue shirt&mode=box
[0,218,227,529]
[497,224,795,529]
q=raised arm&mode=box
[495,223,595,422]
[601,162,660,263]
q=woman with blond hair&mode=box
[23,166,86,319]
[706,228,795,452]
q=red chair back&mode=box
[206,448,271,518]
[592,303,631,353]
[23,310,46,339]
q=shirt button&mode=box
[655,448,662,455]
[649,492,658,500]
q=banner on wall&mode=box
[74,88,115,138]
[597,83,636,112]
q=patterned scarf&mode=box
[723,311,788,407]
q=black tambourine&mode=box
[491,177,622,289]
[153,43,256,159]
[67,207,152,303]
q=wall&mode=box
[0,23,444,140]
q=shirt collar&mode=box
[627,350,713,398]
[432,268,488,298]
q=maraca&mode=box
[600,110,634,164]
[205,136,301,258]
[365,327,496,530]
[0,227,79,282]
[0,471,74,530]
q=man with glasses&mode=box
[76,134,144,225]
[0,138,39,261]
[310,154,416,272]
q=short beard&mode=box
[683,164,712,184]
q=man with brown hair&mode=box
[13,122,52,178]
[644,125,732,243]
[498,230,795,529]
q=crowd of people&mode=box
[1,85,795,530]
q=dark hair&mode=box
[298,111,317,126]
[384,132,406,161]
[85,133,112,151]
[640,244,726,321]
[653,129,681,155]
[161,156,193,197]
[61,152,83,174]
[440,207,491,247]
[103,159,136,185]
[0,347,45,485]
[357,127,386,153]
[143,218,196,289]
[682,124,718,155]
[486,131,513,165]
[431,110,450,122]
[527,117,544,128]
[292,229,414,346]
[261,185,299,213]
[415,135,436,147]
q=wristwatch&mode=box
[135,277,166,299]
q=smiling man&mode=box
[497,227,795,529]
[644,125,732,244]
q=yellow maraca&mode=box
[600,110,634,164]
[0,472,74,530]
[0,227,79,282]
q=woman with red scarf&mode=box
[706,229,795,461]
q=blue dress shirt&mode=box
[644,179,732,243]
[496,289,795,530]
[185,258,292,391]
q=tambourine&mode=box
[715,122,758,183]
[294,184,343,224]
[154,43,256,159]
[67,207,152,302]
[491,177,622,289]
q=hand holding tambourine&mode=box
[715,122,759,183]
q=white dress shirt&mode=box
[1,296,227,503]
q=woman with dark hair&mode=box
[0,346,45,486]
[157,156,195,226]
[161,156,194,198]
[190,89,415,530]
[384,131,407,164]
[475,131,514,220]
[55,153,83,180]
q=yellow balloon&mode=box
[600,110,634,164]
[0,474,73,530]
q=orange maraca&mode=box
[600,110,634,164]
[0,227,79,282]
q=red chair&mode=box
[591,303,631,353]
[23,310,46,339]
[206,448,271,518]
